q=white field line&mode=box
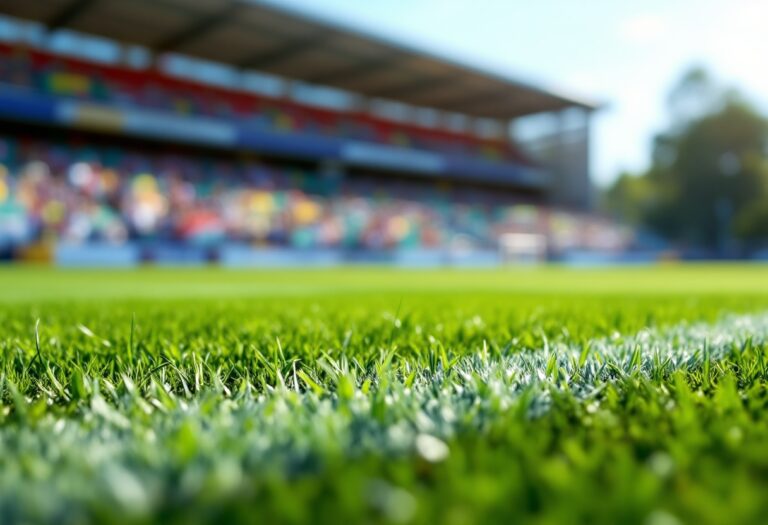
[209,311,768,451]
[422,311,768,408]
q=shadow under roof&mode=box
[0,0,599,118]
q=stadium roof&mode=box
[0,0,599,119]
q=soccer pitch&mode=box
[2,264,768,524]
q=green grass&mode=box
[1,264,768,525]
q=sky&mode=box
[275,0,768,186]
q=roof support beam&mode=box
[436,89,514,110]
[449,95,554,117]
[374,75,456,99]
[153,1,243,52]
[46,0,98,30]
[239,33,328,69]
[304,55,402,85]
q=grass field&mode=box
[2,264,768,524]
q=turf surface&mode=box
[1,264,768,524]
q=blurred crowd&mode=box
[0,44,630,257]
[0,44,524,163]
[0,135,505,251]
[0,136,629,256]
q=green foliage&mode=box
[734,196,768,240]
[603,67,768,251]
[0,266,768,524]
[600,171,655,226]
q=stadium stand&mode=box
[0,0,627,266]
[0,43,529,165]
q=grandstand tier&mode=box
[0,126,629,266]
[0,43,545,189]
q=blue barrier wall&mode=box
[52,243,502,268]
[55,243,141,267]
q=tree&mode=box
[600,171,654,226]
[665,66,722,128]
[603,67,768,253]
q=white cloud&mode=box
[618,13,668,44]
